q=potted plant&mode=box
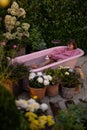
[56,66,84,99]
[0,43,14,93]
[28,72,51,99]
[45,69,60,96]
[9,63,30,96]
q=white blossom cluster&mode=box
[58,66,74,76]
[4,1,30,41]
[15,98,48,112]
[29,72,52,87]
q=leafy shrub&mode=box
[0,83,28,130]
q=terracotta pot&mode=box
[46,84,59,96]
[29,87,47,100]
[2,80,13,93]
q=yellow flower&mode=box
[25,112,37,121]
[38,115,47,129]
[33,96,38,100]
[30,120,39,130]
[47,115,55,126]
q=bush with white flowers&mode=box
[29,72,52,88]
[4,1,30,41]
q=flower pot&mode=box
[61,86,76,99]
[46,84,59,96]
[29,87,47,100]
[2,80,13,93]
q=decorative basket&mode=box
[61,86,75,99]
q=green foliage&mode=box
[10,63,29,82]
[17,0,87,52]
[29,26,47,51]
[0,83,28,130]
[53,102,87,130]
[1,0,87,52]
[45,68,59,85]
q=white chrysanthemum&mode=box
[37,72,43,76]
[47,75,52,81]
[44,79,49,86]
[29,72,36,79]
[40,103,48,111]
[27,98,36,104]
[65,72,69,75]
[43,75,48,80]
[15,99,28,109]
[29,72,36,77]
[37,77,43,83]
[69,68,73,72]
[27,102,40,112]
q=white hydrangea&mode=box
[4,32,13,39]
[4,1,30,42]
[18,8,26,18]
[21,23,30,31]
[11,1,19,10]
[37,77,43,83]
[40,103,48,112]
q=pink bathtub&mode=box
[13,46,84,72]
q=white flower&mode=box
[37,72,43,76]
[65,66,70,69]
[37,77,43,83]
[69,68,74,72]
[43,75,48,80]
[44,79,49,86]
[65,72,69,75]
[47,75,52,81]
[29,72,36,79]
[21,23,30,31]
[27,102,40,112]
[40,103,48,111]
[27,98,36,104]
[15,99,28,109]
